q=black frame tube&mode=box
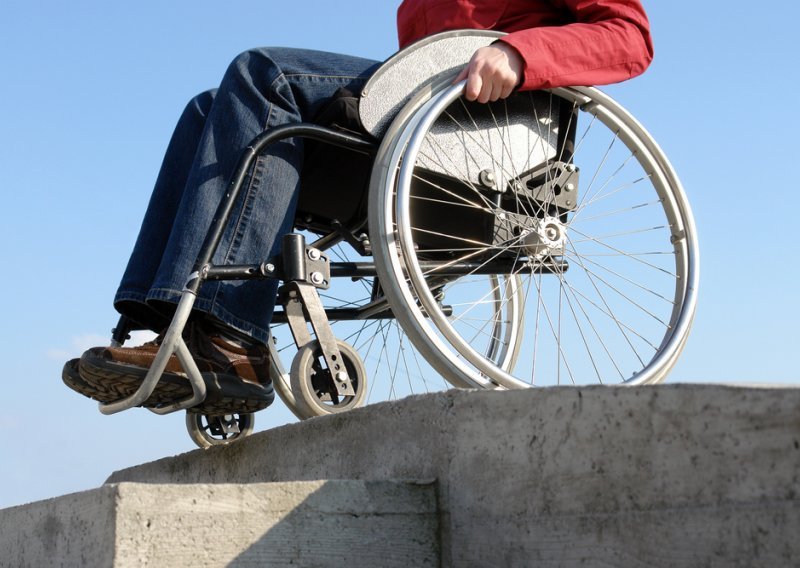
[329,259,566,278]
[205,258,568,282]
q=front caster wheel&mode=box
[290,339,367,417]
[185,412,255,449]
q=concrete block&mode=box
[107,385,800,567]
[0,485,116,567]
[0,480,438,568]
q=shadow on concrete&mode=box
[225,479,439,567]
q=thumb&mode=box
[453,65,469,85]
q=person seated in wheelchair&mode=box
[64,0,653,411]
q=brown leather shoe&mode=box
[76,323,274,414]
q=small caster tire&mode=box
[185,412,255,449]
[290,339,367,417]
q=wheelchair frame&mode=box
[92,32,699,447]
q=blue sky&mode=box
[1,1,798,509]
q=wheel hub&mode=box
[521,217,566,259]
[209,414,242,436]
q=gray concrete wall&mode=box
[0,480,438,567]
[108,385,800,567]
[0,485,117,567]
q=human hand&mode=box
[454,43,524,103]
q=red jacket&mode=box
[397,0,654,90]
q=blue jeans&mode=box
[114,48,380,344]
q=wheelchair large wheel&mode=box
[370,83,699,388]
[268,237,525,419]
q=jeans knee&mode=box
[224,48,284,92]
[185,89,216,117]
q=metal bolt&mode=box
[566,164,576,172]
[310,272,324,285]
[565,200,573,206]
[479,169,496,189]
[565,183,575,192]
[336,371,349,382]
[308,248,321,261]
[265,263,275,273]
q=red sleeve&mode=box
[498,0,654,90]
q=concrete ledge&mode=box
[0,485,116,566]
[107,385,800,567]
[0,480,438,567]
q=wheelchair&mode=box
[91,31,699,448]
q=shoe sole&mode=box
[77,353,274,415]
[62,358,120,403]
